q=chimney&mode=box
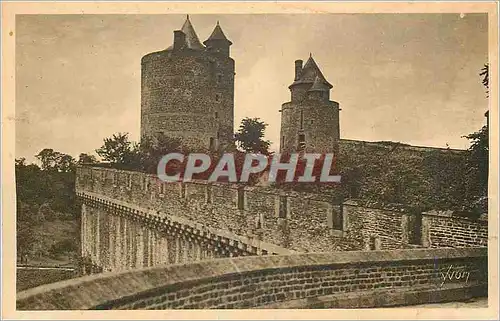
[294,60,303,81]
[173,30,186,50]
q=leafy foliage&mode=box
[17,202,37,259]
[136,134,185,173]
[78,153,98,164]
[95,133,138,166]
[235,118,272,155]
[16,152,79,264]
[333,141,483,214]
[479,63,489,97]
[35,148,76,172]
[463,124,489,213]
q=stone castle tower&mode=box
[140,16,234,151]
[279,55,340,154]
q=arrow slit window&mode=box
[298,134,306,151]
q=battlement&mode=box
[76,166,488,253]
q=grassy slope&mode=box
[27,217,79,266]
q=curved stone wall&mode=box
[17,248,487,310]
[280,100,340,153]
[140,49,234,150]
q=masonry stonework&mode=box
[75,166,488,274]
[422,213,488,248]
[140,17,234,151]
[17,248,488,310]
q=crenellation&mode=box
[76,165,488,274]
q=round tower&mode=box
[279,55,340,154]
[140,16,235,152]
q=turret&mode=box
[308,76,330,101]
[141,15,235,152]
[279,54,340,154]
[203,21,232,56]
[167,15,205,51]
[288,55,332,102]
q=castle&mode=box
[15,16,489,310]
[140,16,235,151]
[140,16,341,154]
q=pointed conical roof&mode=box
[181,15,205,50]
[204,21,232,45]
[166,15,205,51]
[290,54,333,89]
[309,76,331,91]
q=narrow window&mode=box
[206,185,212,204]
[237,188,245,210]
[215,111,219,119]
[278,196,287,218]
[298,134,306,151]
[369,236,376,250]
[209,137,215,150]
[216,74,222,84]
[410,211,423,245]
[310,120,314,125]
[180,183,186,198]
[332,208,343,230]
[281,135,285,147]
[256,213,264,229]
[327,206,344,232]
[300,111,304,129]
[215,93,221,102]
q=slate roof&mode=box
[167,15,205,51]
[204,21,232,45]
[308,76,331,92]
[290,55,333,89]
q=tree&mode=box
[58,154,76,173]
[35,149,76,172]
[234,117,272,155]
[96,133,138,166]
[137,134,184,173]
[17,202,37,262]
[463,124,488,213]
[78,153,98,165]
[35,148,62,171]
[458,63,490,215]
[15,158,26,167]
[480,63,489,97]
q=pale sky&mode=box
[16,13,488,162]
